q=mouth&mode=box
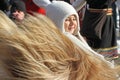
[68,26,75,30]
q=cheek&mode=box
[74,22,78,28]
[21,12,25,16]
[19,13,23,17]
[64,22,70,27]
[17,12,24,17]
[12,13,17,16]
[64,25,68,31]
[64,22,69,30]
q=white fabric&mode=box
[44,1,89,46]
[116,0,120,10]
[33,0,51,8]
[33,0,80,35]
[65,32,114,68]
[46,1,80,34]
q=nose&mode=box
[70,19,74,25]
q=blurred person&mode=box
[10,0,26,21]
[33,0,88,46]
[72,0,119,60]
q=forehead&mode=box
[67,14,76,18]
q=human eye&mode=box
[17,10,21,13]
[65,18,70,21]
[73,18,77,20]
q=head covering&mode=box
[33,0,80,38]
[10,0,26,13]
[47,1,80,38]
[33,0,89,47]
[46,1,80,35]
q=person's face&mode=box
[64,15,78,34]
[12,10,25,21]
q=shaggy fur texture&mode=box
[0,11,119,80]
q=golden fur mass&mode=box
[0,11,119,80]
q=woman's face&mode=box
[64,15,78,34]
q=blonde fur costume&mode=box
[0,11,119,80]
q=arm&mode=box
[72,0,86,11]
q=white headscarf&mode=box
[33,0,80,37]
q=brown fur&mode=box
[0,11,119,80]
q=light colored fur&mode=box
[0,11,119,80]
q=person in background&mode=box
[63,0,86,28]
[72,0,119,61]
[10,0,26,21]
[33,0,88,45]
